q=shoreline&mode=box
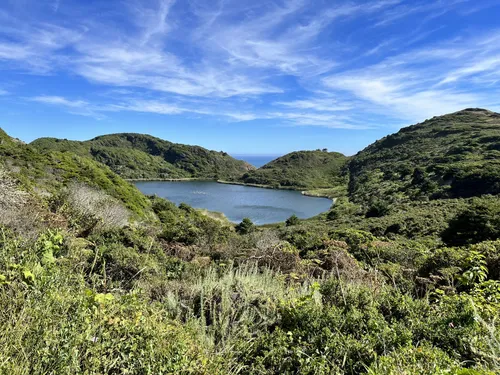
[126,177,211,182]
[127,177,338,201]
[217,180,337,201]
[216,179,298,191]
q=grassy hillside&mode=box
[1,116,500,374]
[239,150,349,189]
[1,130,151,216]
[32,133,254,180]
[348,108,500,204]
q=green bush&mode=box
[236,218,255,235]
[443,198,500,246]
[285,214,300,226]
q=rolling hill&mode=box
[31,133,254,180]
[239,150,349,189]
[347,108,500,204]
[2,111,500,374]
[1,129,151,216]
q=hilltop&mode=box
[239,150,349,189]
[348,108,500,204]
[31,133,254,180]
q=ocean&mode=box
[231,154,281,168]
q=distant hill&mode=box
[31,133,254,180]
[239,150,349,189]
[348,108,500,204]
[0,129,151,216]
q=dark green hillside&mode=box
[348,108,500,204]
[1,130,151,216]
[32,133,254,180]
[240,150,349,188]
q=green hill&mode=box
[348,108,500,204]
[239,150,349,189]
[1,130,151,216]
[31,133,254,180]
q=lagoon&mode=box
[134,181,332,225]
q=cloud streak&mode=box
[0,0,499,129]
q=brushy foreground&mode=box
[0,196,499,374]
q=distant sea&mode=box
[231,154,281,168]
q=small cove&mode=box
[134,180,332,225]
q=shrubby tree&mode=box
[235,218,255,235]
[56,183,130,235]
[365,199,390,218]
[178,202,193,212]
[442,198,500,245]
[285,214,300,226]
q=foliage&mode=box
[442,197,500,245]
[240,150,349,189]
[235,218,256,235]
[285,214,300,226]
[2,109,500,374]
[53,183,131,235]
[32,133,253,180]
[348,109,500,205]
[366,199,391,218]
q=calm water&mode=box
[135,181,332,225]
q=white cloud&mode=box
[1,0,499,129]
[268,111,370,129]
[31,96,88,108]
[322,30,500,122]
[275,98,354,112]
[30,96,104,118]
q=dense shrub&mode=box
[442,198,500,245]
[54,183,130,235]
[236,218,256,235]
[285,214,300,226]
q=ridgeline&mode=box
[1,109,499,374]
[31,133,255,180]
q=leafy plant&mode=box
[236,218,255,235]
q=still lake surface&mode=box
[134,181,332,225]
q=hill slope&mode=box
[31,133,254,180]
[239,150,349,189]
[1,129,151,216]
[348,108,500,204]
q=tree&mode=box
[365,200,390,218]
[442,199,500,245]
[235,218,255,235]
[285,214,300,226]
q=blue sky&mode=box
[0,0,499,155]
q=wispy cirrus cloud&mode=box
[1,0,499,131]
[321,29,500,121]
[30,95,104,119]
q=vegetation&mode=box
[239,150,349,189]
[31,133,254,180]
[235,217,256,235]
[348,108,500,205]
[1,109,500,374]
